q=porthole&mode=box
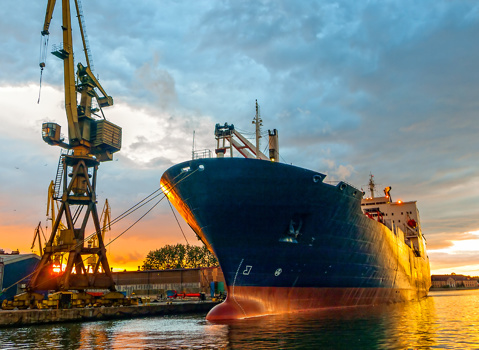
[313,175,322,183]
[198,164,205,171]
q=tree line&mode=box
[141,243,219,270]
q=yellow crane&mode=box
[29,0,121,292]
[31,222,46,257]
[46,180,67,233]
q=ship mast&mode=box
[368,174,375,198]
[252,99,263,159]
[214,100,276,161]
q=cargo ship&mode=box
[160,112,431,320]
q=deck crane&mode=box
[214,100,279,161]
[28,0,121,293]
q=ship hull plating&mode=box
[161,158,431,320]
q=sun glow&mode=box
[447,238,479,252]
[431,231,479,254]
[428,230,479,276]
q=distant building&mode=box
[431,274,478,289]
[0,252,41,300]
[0,251,224,300]
[111,266,225,298]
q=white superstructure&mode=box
[360,175,426,258]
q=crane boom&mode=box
[73,0,91,69]
[42,0,57,35]
[40,0,120,157]
[77,63,113,108]
[58,0,82,144]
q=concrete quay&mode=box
[0,300,218,328]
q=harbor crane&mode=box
[31,222,46,257]
[28,0,121,292]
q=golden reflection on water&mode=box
[388,289,479,349]
[1,290,479,349]
[79,322,116,349]
[381,293,438,349]
[427,289,479,349]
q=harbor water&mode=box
[1,289,478,349]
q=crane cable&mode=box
[38,34,49,104]
[37,67,44,105]
[1,167,199,295]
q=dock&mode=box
[0,300,218,328]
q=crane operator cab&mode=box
[42,122,62,145]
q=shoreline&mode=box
[0,300,218,328]
[429,287,479,292]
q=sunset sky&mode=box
[1,0,478,275]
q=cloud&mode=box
[1,0,479,273]
[428,231,479,274]
[132,55,178,110]
[429,250,479,270]
[426,231,479,250]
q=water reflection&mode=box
[221,298,438,349]
[0,290,478,349]
[380,295,438,349]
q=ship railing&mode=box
[324,181,344,185]
[324,180,357,187]
[192,149,212,160]
[324,180,363,193]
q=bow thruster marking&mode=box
[232,258,247,317]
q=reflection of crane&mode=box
[29,0,121,292]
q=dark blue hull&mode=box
[161,158,431,319]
